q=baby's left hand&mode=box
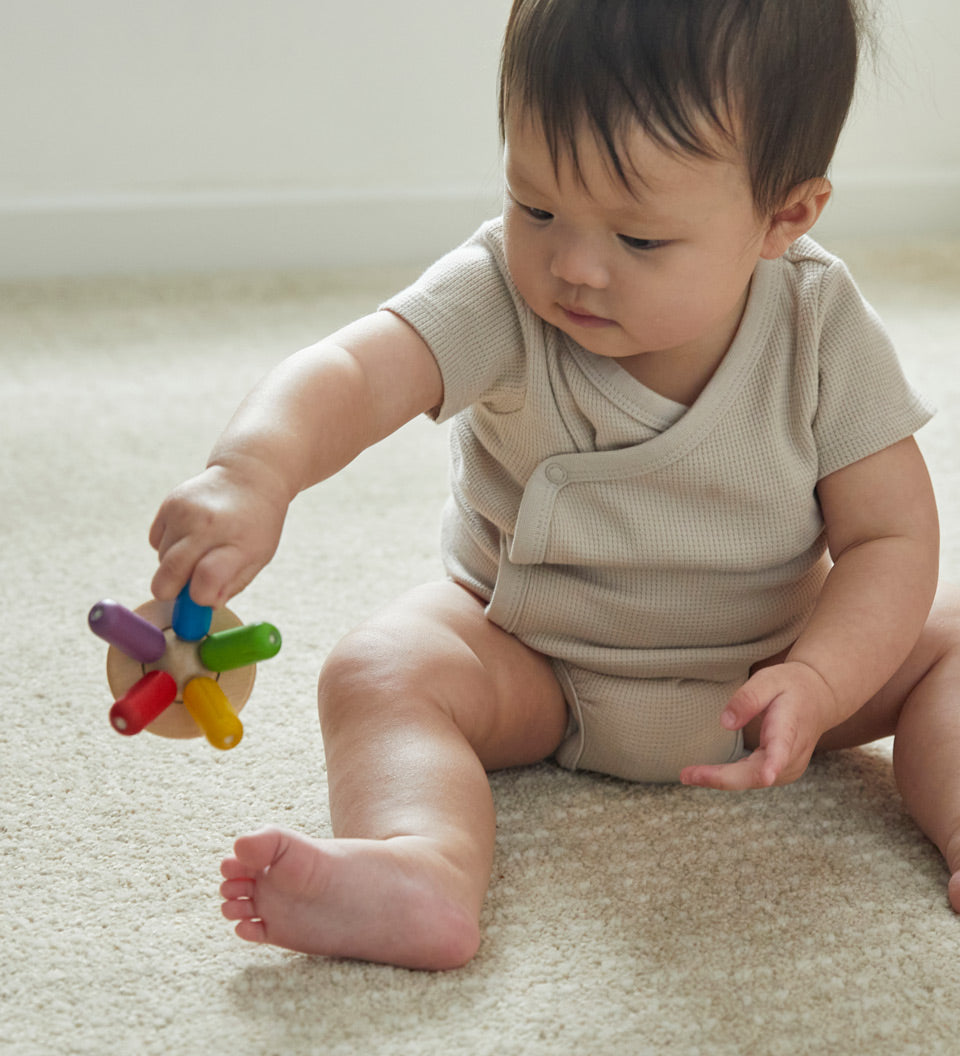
[680,661,837,791]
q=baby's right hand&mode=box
[149,461,289,608]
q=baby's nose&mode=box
[549,238,609,289]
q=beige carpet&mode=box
[3,240,959,1056]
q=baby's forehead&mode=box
[505,111,750,207]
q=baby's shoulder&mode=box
[780,235,851,289]
[783,234,839,270]
[777,235,862,316]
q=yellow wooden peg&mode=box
[182,677,244,751]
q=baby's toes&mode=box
[220,856,253,882]
[233,919,270,944]
[231,827,287,873]
[221,892,258,922]
[220,876,256,901]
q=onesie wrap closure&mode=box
[384,220,935,783]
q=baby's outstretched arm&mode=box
[150,311,441,606]
[682,436,940,791]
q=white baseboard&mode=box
[814,168,960,243]
[0,187,503,280]
[0,172,957,280]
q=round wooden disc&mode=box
[105,599,256,739]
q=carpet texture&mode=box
[3,240,959,1056]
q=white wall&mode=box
[1,0,957,278]
[819,0,960,242]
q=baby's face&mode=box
[502,113,775,395]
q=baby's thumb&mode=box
[188,547,253,608]
[720,672,773,731]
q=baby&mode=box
[150,0,960,970]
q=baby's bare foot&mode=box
[948,873,960,913]
[219,827,481,970]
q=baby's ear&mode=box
[759,178,832,259]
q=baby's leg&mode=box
[803,586,960,908]
[219,581,568,969]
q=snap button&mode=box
[545,463,568,485]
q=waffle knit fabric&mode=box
[384,221,935,781]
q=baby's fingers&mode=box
[683,704,808,791]
[189,546,263,607]
[149,486,204,556]
[680,749,780,791]
[150,535,205,601]
[148,509,166,553]
[720,670,780,732]
[151,541,252,607]
[718,675,773,734]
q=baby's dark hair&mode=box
[499,0,867,215]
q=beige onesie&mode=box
[384,220,934,782]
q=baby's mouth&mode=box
[560,305,616,329]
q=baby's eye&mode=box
[523,205,554,222]
[618,235,669,251]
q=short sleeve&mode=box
[811,259,935,479]
[381,220,528,423]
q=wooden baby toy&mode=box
[89,583,281,750]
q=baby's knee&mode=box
[318,620,464,720]
[316,612,502,753]
[317,625,404,724]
